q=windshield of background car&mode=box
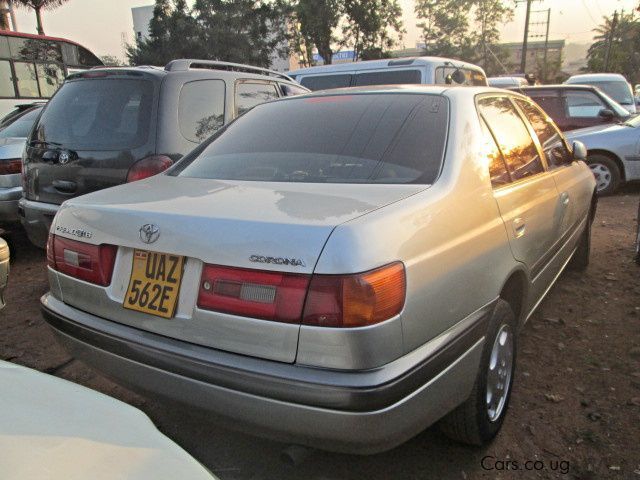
[32,78,153,150]
[171,93,449,184]
[0,106,41,139]
[595,89,631,117]
[586,81,634,106]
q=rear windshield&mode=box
[32,78,154,150]
[300,74,352,91]
[171,93,449,184]
[0,106,41,139]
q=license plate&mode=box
[123,249,185,319]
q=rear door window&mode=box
[34,78,154,150]
[527,91,565,120]
[565,90,606,118]
[480,118,510,187]
[178,79,225,143]
[478,96,544,181]
[299,74,352,91]
[353,69,421,86]
[172,93,449,185]
[514,99,572,168]
[235,81,279,117]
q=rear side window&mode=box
[172,93,449,185]
[527,91,565,120]
[235,81,279,117]
[300,74,352,91]
[353,69,421,86]
[34,78,154,150]
[515,99,572,168]
[178,79,225,143]
[478,96,544,181]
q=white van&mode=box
[287,56,487,91]
[565,73,636,114]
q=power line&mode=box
[581,0,599,24]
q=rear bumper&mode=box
[0,186,22,223]
[41,294,491,453]
[18,198,58,248]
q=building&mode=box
[501,39,565,79]
[132,5,154,42]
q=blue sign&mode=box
[312,50,356,63]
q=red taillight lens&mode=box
[198,265,310,323]
[302,262,406,328]
[0,159,22,175]
[126,155,173,183]
[48,234,117,286]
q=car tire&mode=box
[439,299,517,446]
[568,211,592,271]
[588,154,621,196]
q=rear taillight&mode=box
[197,262,406,328]
[47,234,117,286]
[126,155,173,182]
[198,265,309,322]
[302,262,406,328]
[0,159,22,175]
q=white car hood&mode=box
[56,175,426,273]
[0,360,215,480]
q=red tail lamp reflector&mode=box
[126,155,173,182]
[48,234,117,286]
[302,262,406,328]
[0,159,21,175]
[198,265,310,323]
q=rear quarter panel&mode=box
[315,93,518,354]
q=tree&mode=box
[99,55,125,67]
[128,0,291,68]
[586,11,640,83]
[415,0,512,75]
[341,0,404,61]
[12,0,69,35]
[294,0,342,65]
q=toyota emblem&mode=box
[139,224,160,244]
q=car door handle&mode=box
[52,180,77,194]
[560,192,570,206]
[513,217,526,238]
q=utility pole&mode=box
[542,8,551,82]
[520,0,533,73]
[604,10,619,71]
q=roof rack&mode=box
[164,59,294,82]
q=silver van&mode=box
[288,56,488,91]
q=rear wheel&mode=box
[588,154,621,196]
[569,209,592,271]
[440,300,517,445]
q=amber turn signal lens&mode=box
[302,262,406,328]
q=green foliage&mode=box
[127,0,291,68]
[340,0,404,61]
[586,11,640,83]
[12,0,69,34]
[99,55,124,67]
[415,0,512,76]
[294,0,342,65]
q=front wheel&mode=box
[440,300,517,445]
[588,154,621,196]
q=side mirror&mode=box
[598,108,615,119]
[572,141,587,161]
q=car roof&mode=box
[288,56,485,77]
[79,59,298,84]
[517,84,600,91]
[566,73,628,82]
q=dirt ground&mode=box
[1,188,639,480]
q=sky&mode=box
[7,0,640,60]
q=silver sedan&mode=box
[565,115,640,195]
[41,86,596,454]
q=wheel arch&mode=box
[498,267,529,327]
[587,149,626,181]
